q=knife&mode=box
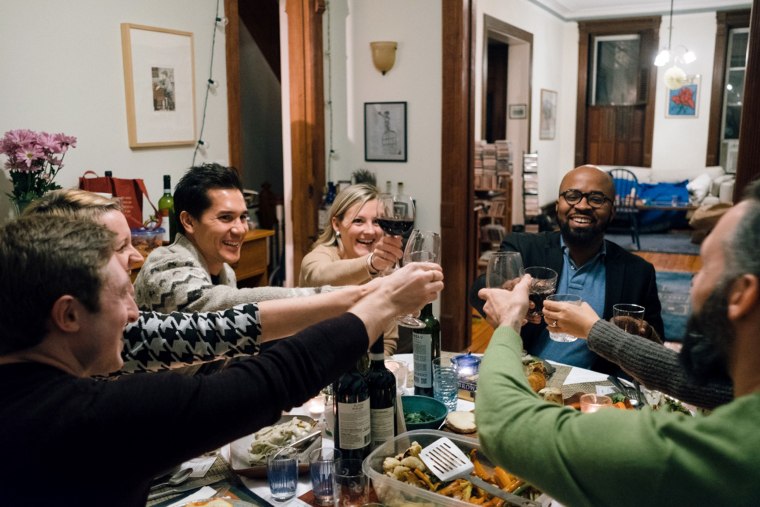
[469,476,541,507]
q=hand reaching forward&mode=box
[542,301,599,340]
[369,235,403,273]
[477,275,531,333]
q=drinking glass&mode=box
[334,458,369,507]
[384,359,409,395]
[397,230,441,328]
[486,251,524,289]
[376,193,415,238]
[546,294,583,342]
[521,266,558,317]
[432,357,459,412]
[580,393,613,413]
[308,447,341,506]
[267,447,298,502]
[612,304,646,334]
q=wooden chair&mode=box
[609,168,641,250]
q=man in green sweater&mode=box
[475,180,760,507]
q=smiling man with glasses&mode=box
[471,165,663,374]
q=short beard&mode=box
[679,281,734,385]
[558,214,609,247]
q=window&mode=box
[591,35,641,106]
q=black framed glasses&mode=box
[559,189,613,208]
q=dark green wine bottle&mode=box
[367,337,396,449]
[413,304,441,397]
[333,354,371,460]
[158,175,176,244]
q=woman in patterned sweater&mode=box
[25,189,377,373]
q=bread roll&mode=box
[445,411,477,434]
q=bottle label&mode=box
[413,332,433,388]
[336,399,371,449]
[370,406,395,448]
[159,209,170,243]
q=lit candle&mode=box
[307,395,326,419]
[452,353,481,377]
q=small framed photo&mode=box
[121,23,197,148]
[539,89,557,140]
[508,104,527,119]
[364,102,407,162]
[665,75,700,118]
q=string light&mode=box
[192,0,223,166]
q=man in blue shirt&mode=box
[471,165,663,373]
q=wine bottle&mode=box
[413,304,441,397]
[333,355,371,461]
[158,175,176,244]
[367,337,396,449]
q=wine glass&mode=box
[376,193,415,238]
[521,266,558,317]
[397,229,441,328]
[486,251,524,289]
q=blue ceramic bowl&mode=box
[401,395,448,430]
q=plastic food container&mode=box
[363,429,549,506]
[130,227,164,257]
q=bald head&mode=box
[559,165,616,200]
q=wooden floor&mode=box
[468,251,701,354]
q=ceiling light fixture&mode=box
[654,0,696,89]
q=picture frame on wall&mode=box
[665,75,700,118]
[364,101,407,162]
[508,104,527,119]
[121,23,196,148]
[539,89,557,140]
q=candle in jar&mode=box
[307,395,326,418]
[451,353,481,377]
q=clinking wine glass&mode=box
[521,266,558,317]
[486,251,524,290]
[376,193,415,238]
[397,229,441,328]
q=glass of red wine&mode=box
[520,266,558,317]
[376,193,415,239]
[397,229,441,328]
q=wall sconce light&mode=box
[370,41,397,75]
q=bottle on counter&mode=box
[158,174,176,244]
[413,304,441,397]
[366,337,396,449]
[333,355,371,461]
[104,170,113,177]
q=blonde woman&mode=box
[300,184,405,354]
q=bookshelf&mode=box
[474,140,513,274]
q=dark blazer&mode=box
[471,231,664,374]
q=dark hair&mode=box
[723,179,760,281]
[0,215,115,354]
[174,163,244,235]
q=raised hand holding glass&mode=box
[486,251,524,289]
[397,230,441,328]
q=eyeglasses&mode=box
[559,189,613,208]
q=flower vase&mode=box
[12,198,33,218]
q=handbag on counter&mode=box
[78,170,159,229]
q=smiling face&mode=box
[181,188,249,275]
[98,210,143,273]
[556,165,616,246]
[333,199,382,259]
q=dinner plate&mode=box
[229,414,321,478]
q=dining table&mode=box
[147,352,620,506]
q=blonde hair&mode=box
[23,189,122,221]
[313,183,379,248]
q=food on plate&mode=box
[247,417,314,465]
[445,411,477,434]
[538,387,563,405]
[405,411,438,425]
[381,441,540,504]
[524,360,547,393]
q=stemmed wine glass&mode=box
[376,193,415,239]
[485,251,524,290]
[397,229,441,328]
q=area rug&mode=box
[606,230,701,255]
[656,271,693,342]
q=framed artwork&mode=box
[539,89,557,140]
[364,102,407,162]
[508,104,527,119]
[666,75,700,118]
[121,23,197,148]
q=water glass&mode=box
[486,251,524,289]
[334,458,368,507]
[546,294,583,342]
[433,357,459,412]
[612,303,646,335]
[308,447,341,506]
[267,447,298,502]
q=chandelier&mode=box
[654,0,696,89]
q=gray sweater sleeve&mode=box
[587,320,733,409]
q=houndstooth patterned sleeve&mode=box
[121,303,262,373]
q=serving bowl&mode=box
[401,395,448,430]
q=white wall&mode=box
[0,0,229,223]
